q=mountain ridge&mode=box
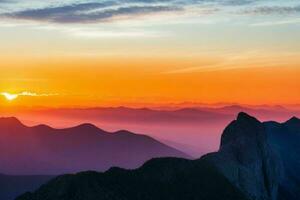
[0,117,189,175]
[15,157,248,200]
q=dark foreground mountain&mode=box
[0,174,52,200]
[265,117,300,200]
[16,113,300,200]
[206,113,300,200]
[0,117,189,175]
[16,157,247,200]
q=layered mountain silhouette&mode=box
[0,117,189,175]
[9,105,299,157]
[0,174,53,200]
[15,105,299,126]
[15,113,300,200]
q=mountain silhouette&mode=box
[15,113,300,200]
[264,116,300,199]
[0,117,189,175]
[16,158,248,200]
[201,112,300,200]
[0,174,53,200]
[11,105,300,157]
[206,112,282,200]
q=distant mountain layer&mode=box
[16,113,300,200]
[13,105,300,125]
[0,174,52,200]
[0,117,189,175]
[4,105,299,157]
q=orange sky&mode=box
[1,53,300,108]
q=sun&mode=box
[1,92,19,101]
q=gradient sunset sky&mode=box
[0,0,300,107]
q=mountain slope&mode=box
[206,113,300,200]
[0,117,189,175]
[0,174,52,200]
[16,157,248,200]
[264,117,300,200]
[206,113,283,200]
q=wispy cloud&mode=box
[18,91,59,97]
[69,29,165,38]
[244,5,300,15]
[0,1,299,24]
[163,51,300,74]
[2,1,182,23]
[1,91,58,98]
[251,18,300,26]
[0,0,257,24]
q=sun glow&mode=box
[1,92,18,101]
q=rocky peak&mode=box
[236,112,261,124]
[284,116,300,130]
[209,113,282,200]
[220,112,262,147]
[287,116,300,122]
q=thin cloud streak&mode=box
[250,18,300,26]
[1,91,59,98]
[244,5,300,15]
[163,51,300,74]
[2,0,299,24]
[2,2,182,23]
[18,91,59,97]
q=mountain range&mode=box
[3,105,299,157]
[15,113,300,200]
[0,117,188,175]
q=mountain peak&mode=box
[221,112,262,147]
[237,112,260,123]
[73,123,102,131]
[285,116,300,124]
[284,116,300,130]
[212,113,283,200]
[0,117,24,128]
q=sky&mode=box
[0,0,300,108]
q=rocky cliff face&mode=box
[207,112,283,200]
[264,117,300,200]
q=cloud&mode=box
[69,29,165,38]
[251,18,300,26]
[2,1,182,23]
[163,51,300,74]
[1,91,58,98]
[0,0,11,3]
[1,0,299,24]
[18,91,58,97]
[0,0,257,24]
[243,5,300,15]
